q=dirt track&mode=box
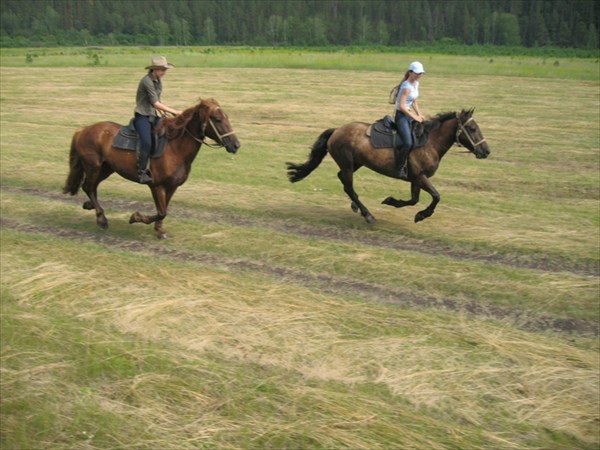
[2,186,598,336]
[6,186,599,277]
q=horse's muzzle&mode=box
[475,145,490,159]
[226,139,241,154]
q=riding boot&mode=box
[393,134,408,179]
[137,151,153,184]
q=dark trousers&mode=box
[394,110,413,152]
[133,114,160,171]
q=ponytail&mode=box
[401,70,411,82]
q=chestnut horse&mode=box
[287,109,490,224]
[63,98,240,238]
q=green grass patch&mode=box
[1,46,598,80]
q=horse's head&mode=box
[197,98,241,154]
[456,109,490,159]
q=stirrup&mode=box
[138,169,153,184]
[398,164,408,180]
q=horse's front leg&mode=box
[382,182,420,208]
[414,176,440,223]
[129,185,169,239]
[153,186,177,239]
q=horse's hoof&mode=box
[414,212,426,223]
[129,212,140,224]
[82,201,94,210]
[365,215,376,224]
[97,218,108,229]
[382,197,394,206]
[351,202,359,213]
[157,233,168,240]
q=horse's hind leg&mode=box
[82,165,113,229]
[338,169,375,224]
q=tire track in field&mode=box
[3,186,598,277]
[2,217,597,336]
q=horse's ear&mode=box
[197,98,210,112]
[460,108,474,119]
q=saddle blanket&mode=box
[112,118,168,159]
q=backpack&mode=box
[388,83,401,104]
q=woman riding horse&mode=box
[63,98,240,239]
[287,109,490,224]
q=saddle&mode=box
[366,115,429,150]
[367,116,430,177]
[111,118,168,159]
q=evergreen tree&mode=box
[497,13,521,46]
[202,17,217,45]
[586,23,598,49]
[376,20,390,45]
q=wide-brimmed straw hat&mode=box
[145,56,174,70]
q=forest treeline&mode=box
[1,0,598,50]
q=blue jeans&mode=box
[394,110,413,152]
[133,114,160,171]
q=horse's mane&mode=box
[157,98,219,140]
[429,111,457,123]
[424,110,472,131]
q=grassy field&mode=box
[1,47,599,449]
[1,46,599,80]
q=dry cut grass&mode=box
[1,234,598,449]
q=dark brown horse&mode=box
[63,98,240,238]
[287,109,490,224]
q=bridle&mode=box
[455,115,487,151]
[185,106,236,149]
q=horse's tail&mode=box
[286,128,335,183]
[63,131,84,195]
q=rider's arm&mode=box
[152,101,182,116]
[412,100,424,122]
